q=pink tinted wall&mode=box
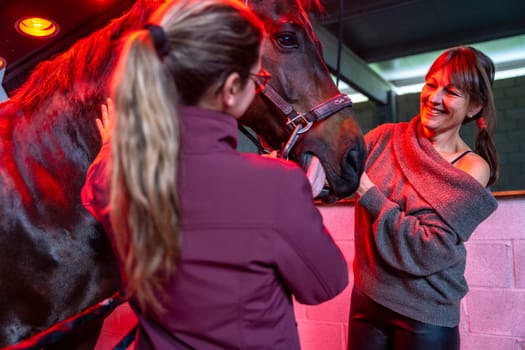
[95,194,525,350]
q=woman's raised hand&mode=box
[97,98,113,144]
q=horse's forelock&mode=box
[299,0,323,13]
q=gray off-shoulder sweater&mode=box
[354,116,498,327]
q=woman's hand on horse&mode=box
[261,150,279,158]
[356,171,376,197]
[97,98,112,144]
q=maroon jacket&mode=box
[81,106,348,349]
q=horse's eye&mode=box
[275,32,299,49]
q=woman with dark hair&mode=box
[81,0,348,348]
[348,46,499,350]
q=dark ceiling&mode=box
[319,0,525,62]
[2,0,525,97]
[1,0,134,93]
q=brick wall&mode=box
[95,195,525,350]
[352,75,525,192]
[296,195,525,350]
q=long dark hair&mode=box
[426,46,499,186]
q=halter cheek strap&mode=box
[260,83,353,158]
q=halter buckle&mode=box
[286,113,313,133]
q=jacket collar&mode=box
[179,106,239,153]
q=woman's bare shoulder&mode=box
[455,151,490,187]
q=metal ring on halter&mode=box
[281,123,305,159]
[286,113,313,134]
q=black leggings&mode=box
[348,287,460,350]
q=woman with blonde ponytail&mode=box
[82,0,348,348]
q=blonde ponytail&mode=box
[110,30,181,313]
[107,0,264,313]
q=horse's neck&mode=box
[5,95,102,197]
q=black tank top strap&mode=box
[450,150,473,165]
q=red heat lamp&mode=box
[15,16,60,39]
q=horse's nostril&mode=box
[344,148,358,170]
[343,143,366,175]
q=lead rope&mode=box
[112,324,138,350]
[1,291,128,350]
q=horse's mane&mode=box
[9,0,161,116]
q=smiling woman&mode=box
[348,46,499,350]
[352,50,524,193]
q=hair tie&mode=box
[476,117,488,129]
[144,24,171,59]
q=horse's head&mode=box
[240,0,366,201]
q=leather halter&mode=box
[243,0,353,158]
[260,83,353,158]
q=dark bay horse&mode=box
[243,0,365,200]
[0,0,365,348]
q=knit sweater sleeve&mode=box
[358,185,463,277]
[357,121,480,277]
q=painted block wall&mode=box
[95,195,525,350]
